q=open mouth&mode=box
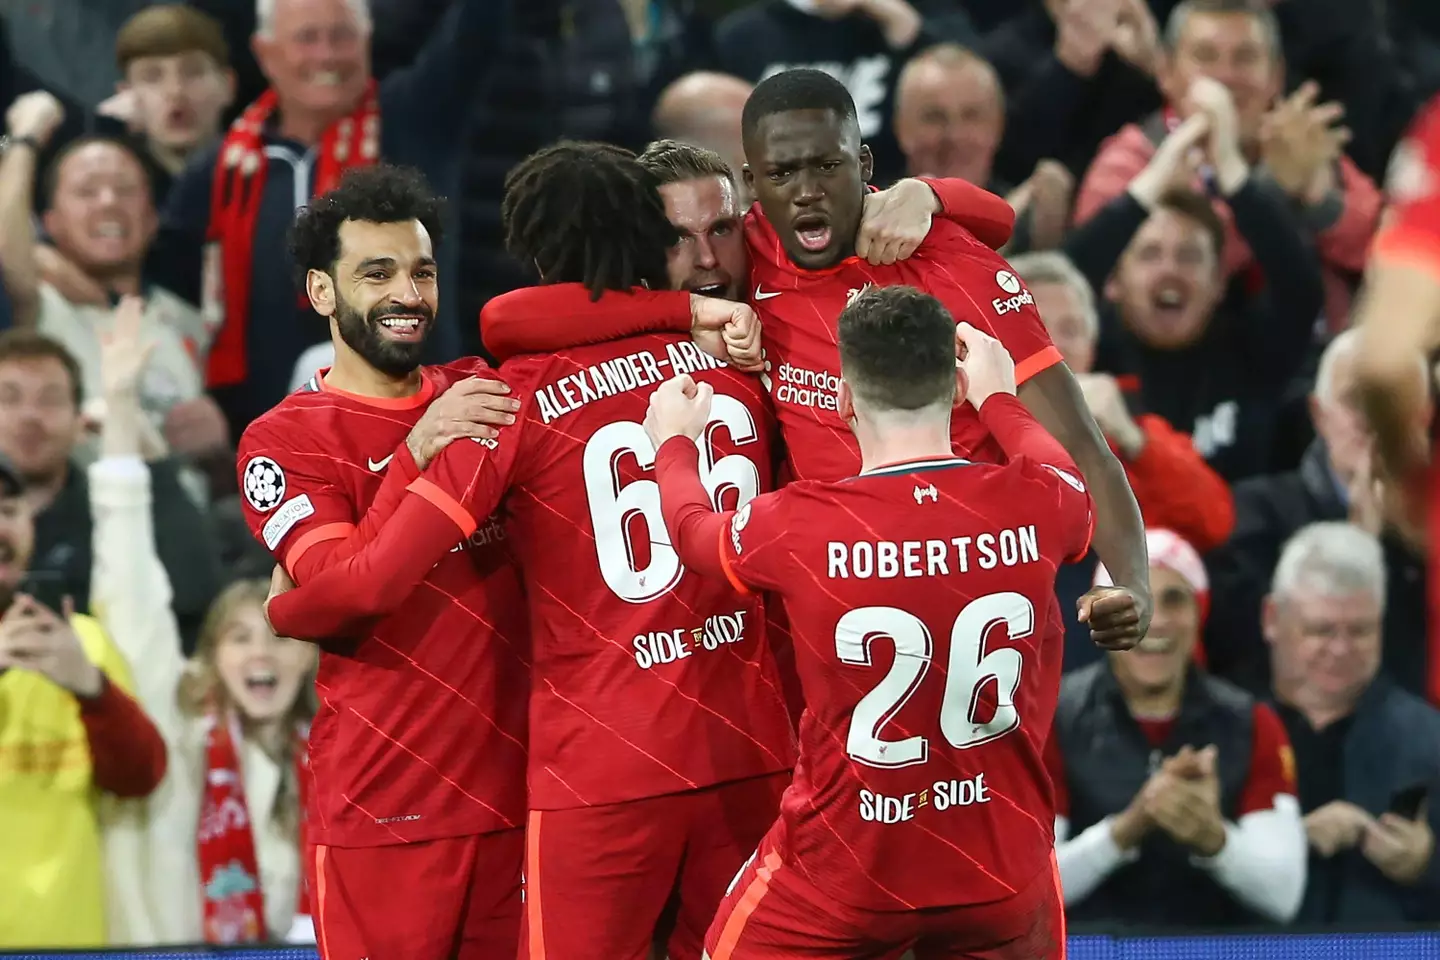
[1150,281,1190,323]
[244,670,279,699]
[376,315,428,342]
[1135,633,1177,655]
[90,219,128,243]
[307,70,346,88]
[688,282,728,298]
[792,213,832,254]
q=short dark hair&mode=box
[1155,189,1227,262]
[741,68,857,144]
[287,165,446,289]
[42,136,152,211]
[502,141,677,299]
[638,139,735,187]
[0,330,83,407]
[838,285,956,412]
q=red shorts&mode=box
[314,829,524,960]
[705,838,1065,960]
[523,772,788,960]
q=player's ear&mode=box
[306,269,336,318]
[952,365,968,409]
[837,379,854,422]
[858,145,874,185]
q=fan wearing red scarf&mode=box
[484,70,1154,657]
[234,165,527,960]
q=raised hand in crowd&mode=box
[1186,77,1251,194]
[1360,808,1435,885]
[0,594,99,698]
[1052,0,1122,78]
[1007,160,1076,253]
[4,92,109,310]
[1075,373,1145,458]
[1260,81,1350,205]
[97,295,167,461]
[1128,112,1211,208]
[1144,745,1227,857]
[1109,0,1161,78]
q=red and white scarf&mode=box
[197,711,312,943]
[204,82,381,388]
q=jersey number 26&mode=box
[840,593,1034,768]
[582,393,761,603]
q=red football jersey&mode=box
[719,443,1093,910]
[745,209,1063,483]
[236,359,529,848]
[1373,95,1440,705]
[429,332,796,809]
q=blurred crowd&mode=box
[1,0,1439,950]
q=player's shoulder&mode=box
[430,356,498,388]
[239,387,333,452]
[919,217,1006,263]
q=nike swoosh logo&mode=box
[754,285,783,300]
[367,455,394,472]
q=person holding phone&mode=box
[1265,522,1440,922]
[0,446,169,947]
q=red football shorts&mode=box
[705,837,1065,960]
[313,828,524,960]
[523,771,788,960]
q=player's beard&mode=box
[333,294,433,378]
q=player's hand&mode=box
[1304,800,1375,858]
[857,178,937,265]
[645,374,714,447]
[406,377,520,469]
[263,564,296,636]
[1077,585,1146,650]
[1361,810,1434,884]
[954,322,1016,408]
[0,595,102,698]
[690,296,763,372]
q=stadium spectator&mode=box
[1207,331,1428,696]
[1075,0,1382,330]
[1266,522,1440,923]
[93,5,235,208]
[1064,88,1324,481]
[651,71,752,195]
[892,43,1075,252]
[0,433,168,948]
[979,0,1164,183]
[150,0,503,441]
[1048,528,1306,928]
[0,329,222,652]
[90,299,314,944]
[715,0,935,184]
[0,91,225,465]
[1011,249,1233,668]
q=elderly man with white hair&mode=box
[1265,521,1440,923]
[1207,330,1428,697]
[148,0,503,443]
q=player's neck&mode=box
[324,352,425,399]
[854,421,955,474]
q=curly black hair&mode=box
[501,141,677,300]
[287,164,446,289]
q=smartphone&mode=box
[1389,783,1429,820]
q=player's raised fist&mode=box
[955,322,1017,408]
[645,374,714,447]
[691,296,763,372]
[1077,585,1146,650]
[406,376,520,468]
